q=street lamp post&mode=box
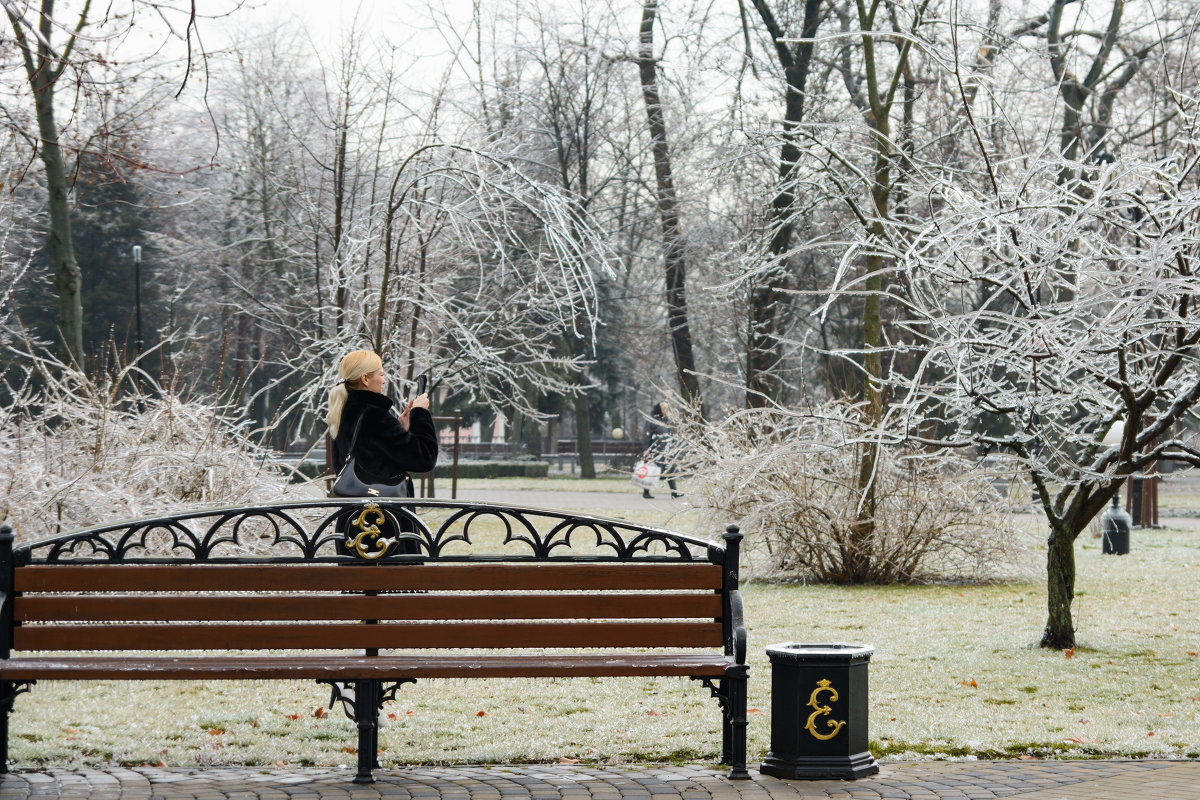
[132,245,143,395]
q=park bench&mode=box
[0,500,748,782]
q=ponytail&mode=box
[327,382,350,438]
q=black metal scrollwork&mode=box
[17,499,716,564]
[0,681,34,712]
[319,678,417,723]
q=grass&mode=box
[8,476,1200,770]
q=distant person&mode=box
[641,401,682,499]
[327,349,438,553]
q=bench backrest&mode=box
[9,562,724,652]
[0,500,742,657]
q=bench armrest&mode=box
[727,588,746,665]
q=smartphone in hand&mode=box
[415,374,428,396]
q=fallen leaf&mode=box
[284,713,302,721]
[889,717,897,722]
[274,761,287,768]
[387,713,400,721]
[157,760,168,768]
[249,719,259,728]
[1187,651,1199,657]
[342,746,357,754]
[647,709,661,716]
[1018,755,1038,761]
[747,708,763,715]
[959,679,978,687]
[475,710,489,717]
[1148,731,1156,736]
[1064,735,1086,744]
[313,707,328,719]
[558,758,581,765]
[208,728,223,736]
[1064,648,1075,659]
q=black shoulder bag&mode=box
[331,414,410,498]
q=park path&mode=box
[1,761,1197,800]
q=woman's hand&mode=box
[398,393,431,430]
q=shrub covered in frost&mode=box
[0,363,316,545]
[673,402,1026,583]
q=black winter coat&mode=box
[332,389,439,484]
[642,417,673,462]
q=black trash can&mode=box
[1100,495,1131,555]
[761,642,879,780]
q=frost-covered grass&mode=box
[8,506,1199,770]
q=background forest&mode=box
[5,0,1200,650]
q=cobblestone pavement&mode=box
[1,762,1197,800]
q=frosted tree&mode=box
[878,144,1200,648]
[2,0,240,366]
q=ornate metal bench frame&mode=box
[0,499,748,781]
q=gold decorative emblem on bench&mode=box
[804,678,846,741]
[345,503,395,560]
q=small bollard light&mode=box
[1101,494,1131,555]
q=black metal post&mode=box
[719,525,749,779]
[132,245,143,397]
[452,411,461,500]
[353,679,380,783]
[721,524,741,648]
[725,667,750,779]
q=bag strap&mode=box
[344,413,365,460]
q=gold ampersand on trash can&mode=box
[804,678,847,740]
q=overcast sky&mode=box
[216,0,474,62]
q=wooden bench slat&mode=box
[15,593,722,622]
[15,563,721,592]
[13,621,724,651]
[0,653,733,681]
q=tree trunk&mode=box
[13,3,87,368]
[1041,524,1077,649]
[745,0,823,408]
[574,386,596,479]
[36,88,84,367]
[637,0,702,408]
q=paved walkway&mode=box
[1,762,1197,800]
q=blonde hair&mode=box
[326,350,383,437]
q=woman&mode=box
[641,401,682,499]
[327,349,439,496]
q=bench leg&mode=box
[0,681,31,774]
[723,670,750,780]
[352,680,380,784]
[0,681,11,774]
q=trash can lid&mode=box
[765,642,875,663]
